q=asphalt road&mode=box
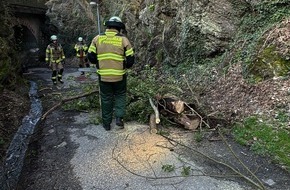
[10,66,290,190]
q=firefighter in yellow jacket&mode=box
[45,35,65,85]
[74,37,89,75]
[88,16,135,131]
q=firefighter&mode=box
[74,37,89,75]
[88,16,135,131]
[45,35,65,85]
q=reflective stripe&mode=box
[125,48,134,56]
[88,45,96,53]
[105,31,117,36]
[97,69,126,76]
[49,59,62,63]
[97,53,124,61]
[46,44,65,63]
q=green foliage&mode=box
[232,0,290,81]
[193,132,203,142]
[0,0,23,90]
[233,116,290,170]
[181,166,191,176]
[62,83,100,111]
[149,4,155,12]
[126,66,182,123]
[88,113,102,125]
[247,46,290,82]
[275,110,289,123]
[255,1,290,23]
[161,164,175,172]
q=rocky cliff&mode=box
[101,0,250,67]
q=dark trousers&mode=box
[99,76,126,125]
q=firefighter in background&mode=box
[74,37,89,75]
[88,16,135,131]
[45,35,65,85]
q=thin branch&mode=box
[112,144,242,180]
[182,75,200,107]
[38,87,53,93]
[218,129,266,189]
[41,89,98,120]
[184,102,211,129]
[160,134,265,190]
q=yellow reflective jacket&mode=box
[74,42,88,58]
[88,29,134,82]
[45,43,65,63]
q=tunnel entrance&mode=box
[13,25,40,72]
[13,25,37,51]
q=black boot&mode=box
[52,71,57,85]
[58,69,64,83]
[116,117,124,129]
[58,78,64,84]
[103,124,111,131]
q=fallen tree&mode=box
[149,94,226,133]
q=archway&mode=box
[13,25,40,71]
[13,24,38,51]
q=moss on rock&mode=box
[248,46,289,82]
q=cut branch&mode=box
[149,98,160,124]
[41,90,99,120]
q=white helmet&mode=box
[50,35,57,41]
[78,37,83,42]
[105,16,125,30]
[109,16,122,23]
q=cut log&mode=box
[171,100,184,113]
[157,94,201,130]
[173,114,200,130]
[149,113,158,134]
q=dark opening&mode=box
[13,25,40,71]
[13,24,38,51]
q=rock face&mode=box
[102,0,250,67]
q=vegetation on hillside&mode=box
[0,0,23,91]
[212,0,290,171]
[45,0,98,57]
[0,0,31,163]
